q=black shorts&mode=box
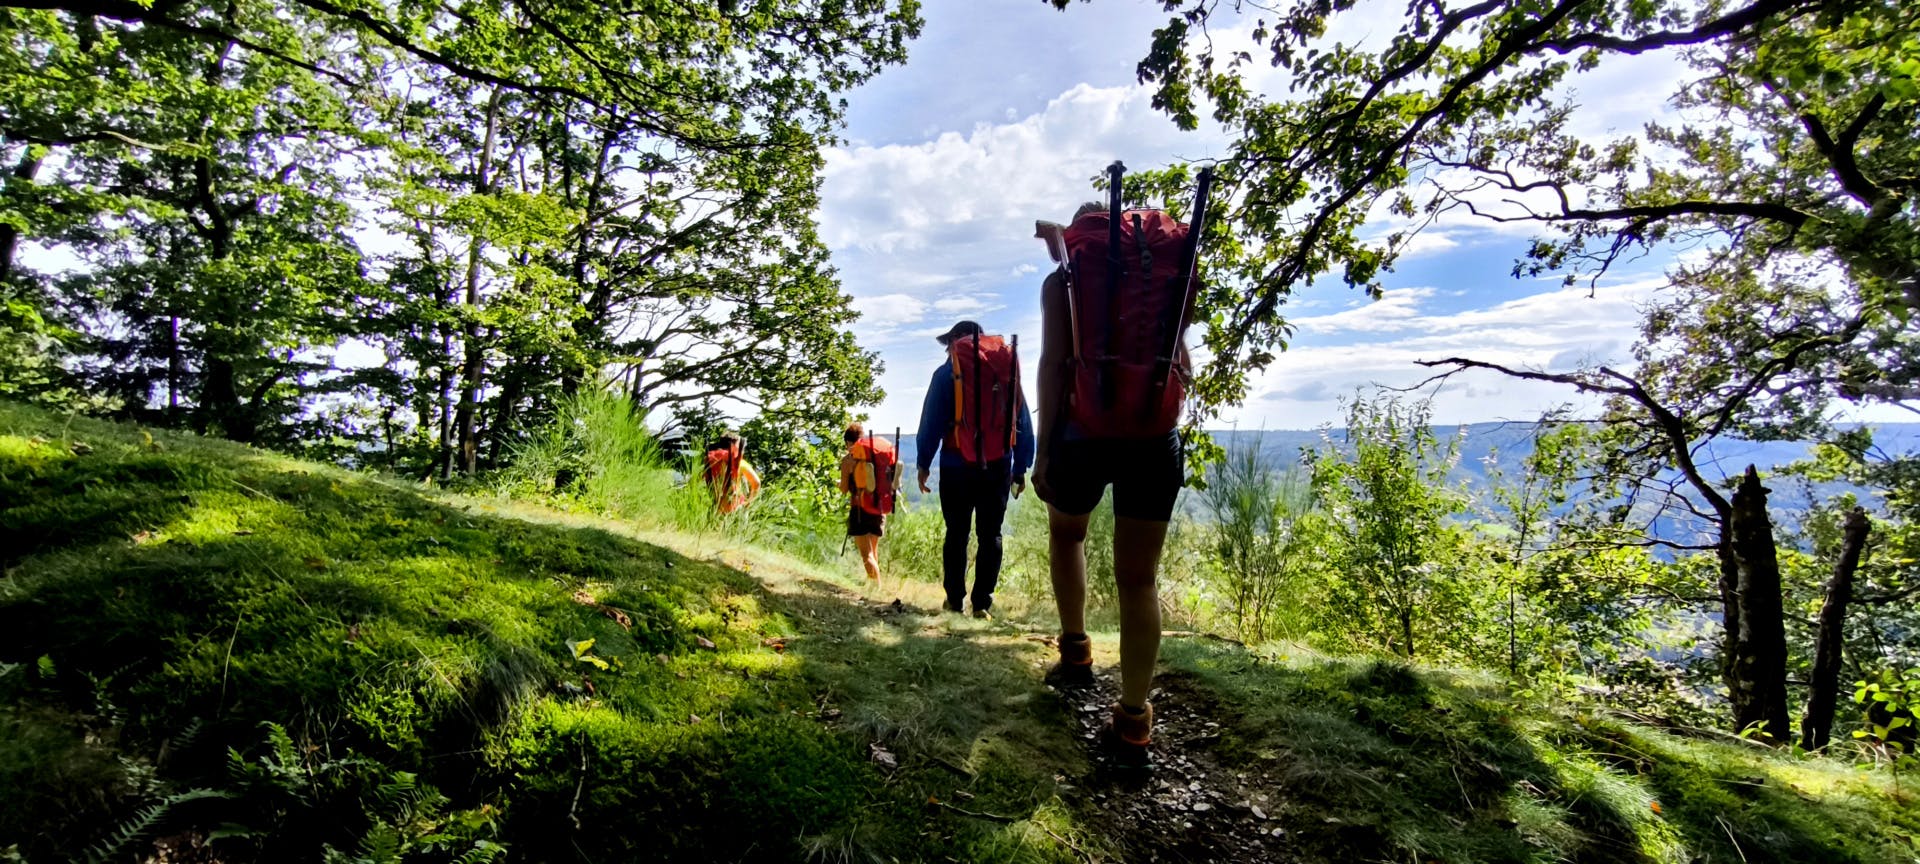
[1043,433,1183,522]
[847,504,885,537]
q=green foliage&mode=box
[1853,670,1919,770]
[1310,395,1472,659]
[1196,436,1322,642]
[0,0,922,466]
[1086,0,1920,422]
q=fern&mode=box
[84,789,226,864]
[453,840,506,864]
[354,822,404,864]
[167,717,205,756]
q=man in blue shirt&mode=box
[915,320,1036,618]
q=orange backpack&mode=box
[847,431,898,516]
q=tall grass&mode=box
[505,390,859,567]
[503,395,1220,631]
[1198,436,1321,642]
[504,391,673,510]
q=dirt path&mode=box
[1050,647,1298,864]
[792,578,1301,864]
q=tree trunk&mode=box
[1801,506,1870,751]
[0,148,42,283]
[487,365,524,469]
[166,316,182,417]
[438,327,455,481]
[1720,466,1791,743]
[197,355,254,442]
[1400,604,1415,659]
[453,88,502,475]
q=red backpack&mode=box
[1058,161,1215,439]
[947,333,1021,465]
[703,438,743,500]
[847,431,899,515]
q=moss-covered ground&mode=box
[2,402,1915,863]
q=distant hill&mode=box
[898,423,1920,540]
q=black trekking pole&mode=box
[1101,160,1126,410]
[1007,334,1021,495]
[1147,166,1216,423]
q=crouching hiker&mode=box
[702,432,761,515]
[1033,162,1213,754]
[915,320,1035,619]
[839,423,901,582]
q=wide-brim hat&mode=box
[936,320,984,346]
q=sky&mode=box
[819,0,1694,434]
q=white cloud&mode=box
[823,80,1229,430]
[825,0,1697,432]
[858,293,931,329]
[1230,279,1660,428]
[1293,287,1437,335]
[931,293,1003,316]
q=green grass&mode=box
[0,403,1086,862]
[2,401,1915,863]
[1159,638,1920,863]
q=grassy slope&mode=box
[1,403,1915,863]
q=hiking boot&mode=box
[970,606,992,620]
[1043,633,1094,690]
[1108,701,1154,748]
[941,599,962,614]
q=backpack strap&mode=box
[972,337,984,465]
[1006,335,1020,457]
[865,428,877,512]
[949,345,963,447]
[1134,212,1150,275]
[724,439,741,504]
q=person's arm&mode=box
[1013,394,1035,475]
[740,462,762,499]
[915,364,949,491]
[1033,270,1071,500]
[837,453,853,494]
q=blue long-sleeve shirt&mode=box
[916,362,1035,474]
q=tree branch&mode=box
[1534,0,1820,55]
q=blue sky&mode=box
[819,0,1695,433]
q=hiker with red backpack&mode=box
[839,423,901,582]
[914,320,1036,618]
[702,432,762,515]
[1033,162,1214,754]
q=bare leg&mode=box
[1112,515,1169,710]
[857,535,880,581]
[1048,506,1089,637]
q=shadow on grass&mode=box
[0,412,1095,863]
[1161,638,1920,864]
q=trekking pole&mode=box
[1008,335,1021,495]
[1148,165,1216,423]
[1101,160,1126,409]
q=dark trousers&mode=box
[939,458,1011,611]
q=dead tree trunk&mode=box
[1721,466,1791,743]
[1801,506,1871,750]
